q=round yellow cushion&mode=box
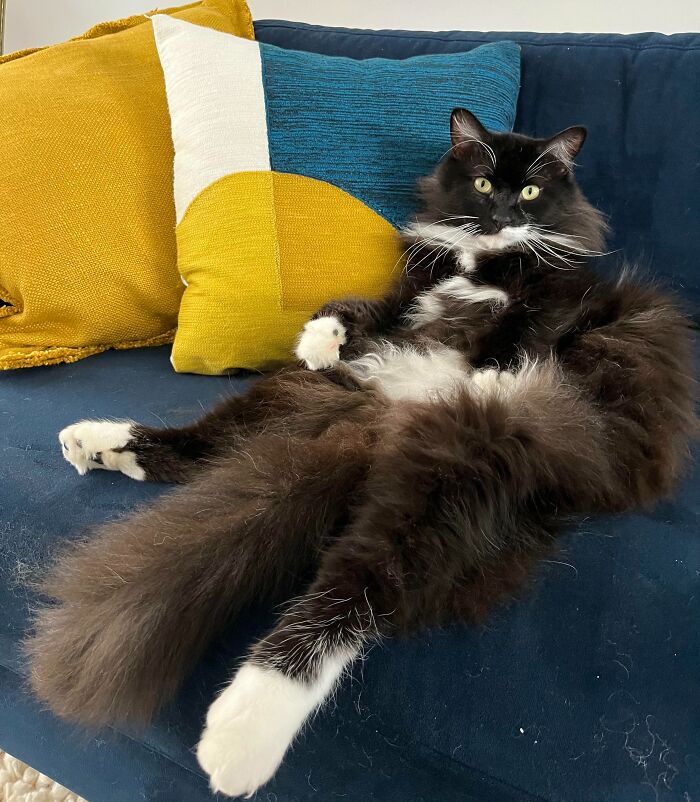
[174,171,403,375]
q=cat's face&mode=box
[417,109,606,253]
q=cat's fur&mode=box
[27,109,695,798]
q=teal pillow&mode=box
[263,38,521,227]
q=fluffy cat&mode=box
[27,109,695,798]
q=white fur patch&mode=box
[438,275,509,306]
[295,316,347,371]
[152,16,271,224]
[468,360,561,405]
[469,367,517,398]
[406,292,445,328]
[348,342,470,402]
[404,222,530,272]
[407,275,508,328]
[59,420,145,481]
[346,341,529,405]
[197,651,354,798]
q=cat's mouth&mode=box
[472,225,531,249]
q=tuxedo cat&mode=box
[27,109,695,798]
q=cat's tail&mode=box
[25,425,372,727]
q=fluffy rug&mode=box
[0,751,86,802]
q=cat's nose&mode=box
[492,212,517,230]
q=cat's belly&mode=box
[346,342,472,402]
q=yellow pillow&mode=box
[0,1,253,370]
[153,18,521,374]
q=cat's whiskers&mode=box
[522,239,569,271]
[400,223,480,275]
[527,236,583,269]
[424,226,481,272]
[433,213,480,222]
[395,232,449,275]
[403,216,608,275]
[531,225,611,257]
[397,221,468,270]
[425,214,480,225]
[407,222,483,277]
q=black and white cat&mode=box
[28,109,695,798]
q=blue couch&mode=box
[1,21,698,802]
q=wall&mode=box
[5,0,700,53]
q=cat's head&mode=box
[415,108,607,258]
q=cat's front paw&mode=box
[59,420,145,480]
[197,663,309,798]
[295,316,347,370]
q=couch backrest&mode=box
[256,22,700,318]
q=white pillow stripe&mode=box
[152,15,271,224]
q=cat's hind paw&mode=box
[197,663,309,797]
[295,316,347,371]
[59,420,145,480]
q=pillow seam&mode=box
[260,49,285,313]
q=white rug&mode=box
[0,751,86,802]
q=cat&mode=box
[26,108,695,798]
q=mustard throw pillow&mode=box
[153,16,521,375]
[0,1,253,370]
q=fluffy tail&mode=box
[26,426,371,727]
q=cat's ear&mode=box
[541,126,587,175]
[450,108,495,172]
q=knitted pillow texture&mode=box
[0,1,253,370]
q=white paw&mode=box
[197,663,313,798]
[58,420,145,480]
[295,316,346,370]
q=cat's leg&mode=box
[196,358,613,797]
[561,278,696,504]
[28,418,375,727]
[295,277,425,370]
[295,298,386,371]
[58,418,210,482]
[59,367,356,482]
[196,531,399,798]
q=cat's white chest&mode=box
[347,343,470,402]
[407,275,508,329]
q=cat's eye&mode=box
[473,177,492,194]
[520,184,541,201]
